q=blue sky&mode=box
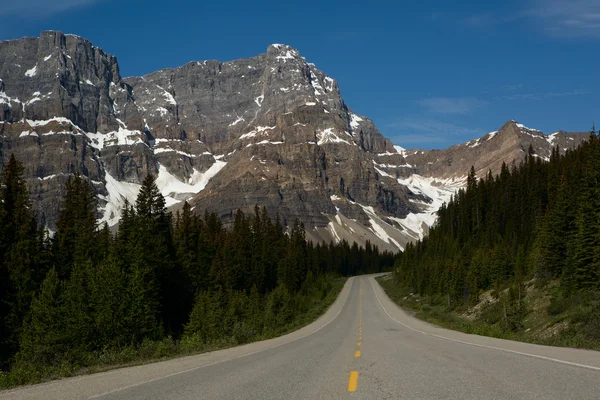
[1,0,599,149]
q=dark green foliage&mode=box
[0,155,44,368]
[53,175,98,279]
[0,155,394,384]
[393,135,600,333]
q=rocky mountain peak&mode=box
[266,43,301,58]
[0,31,590,253]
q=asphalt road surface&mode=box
[3,275,600,399]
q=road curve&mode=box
[2,275,600,399]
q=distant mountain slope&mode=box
[0,31,587,251]
[401,120,588,179]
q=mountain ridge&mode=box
[0,31,587,251]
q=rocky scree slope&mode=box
[0,31,586,251]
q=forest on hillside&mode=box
[392,134,600,338]
[0,154,394,385]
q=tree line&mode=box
[394,133,600,330]
[0,154,394,382]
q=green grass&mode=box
[0,277,347,389]
[377,275,600,351]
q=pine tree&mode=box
[88,256,130,348]
[53,175,98,279]
[17,268,67,369]
[0,154,39,365]
[132,174,184,336]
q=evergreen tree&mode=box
[53,175,98,279]
[17,268,66,369]
[0,154,39,366]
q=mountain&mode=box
[0,31,588,251]
[402,120,588,179]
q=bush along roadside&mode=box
[378,275,600,351]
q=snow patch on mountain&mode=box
[515,121,542,133]
[86,127,146,150]
[240,125,276,140]
[547,132,559,146]
[358,204,404,250]
[396,174,466,237]
[393,145,407,157]
[317,128,353,146]
[350,113,363,130]
[156,84,176,105]
[25,65,38,77]
[229,116,245,127]
[156,160,227,205]
[99,172,142,226]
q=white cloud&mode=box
[416,97,488,115]
[0,0,103,16]
[387,118,481,138]
[497,90,588,101]
[458,1,600,38]
[527,0,600,37]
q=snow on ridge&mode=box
[309,70,324,96]
[85,126,146,150]
[515,122,542,133]
[324,76,334,92]
[246,140,284,147]
[275,49,299,62]
[547,132,560,146]
[25,65,38,77]
[255,94,264,107]
[154,147,197,158]
[0,89,20,107]
[43,54,53,62]
[240,125,276,140]
[26,117,76,127]
[317,128,353,146]
[229,116,245,127]
[350,113,363,130]
[393,145,407,157]
[487,131,498,140]
[467,138,481,148]
[374,161,413,168]
[156,84,176,105]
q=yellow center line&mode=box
[355,350,361,358]
[357,342,361,347]
[348,371,359,392]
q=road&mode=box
[3,275,600,399]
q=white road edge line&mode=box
[88,277,355,399]
[369,277,600,372]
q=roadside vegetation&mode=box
[381,133,600,351]
[0,154,394,388]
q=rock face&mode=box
[0,31,588,251]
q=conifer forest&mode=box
[392,135,600,337]
[0,154,393,384]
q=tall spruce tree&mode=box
[0,154,39,366]
[53,175,98,279]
